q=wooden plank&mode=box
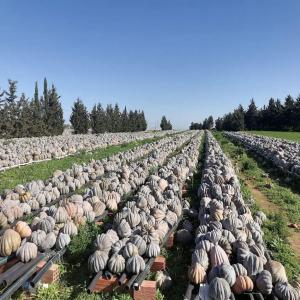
[132,280,156,300]
[150,256,166,272]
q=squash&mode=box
[232,275,253,295]
[84,210,95,223]
[56,233,71,250]
[16,242,38,262]
[218,236,232,256]
[256,270,273,295]
[191,249,209,270]
[208,264,236,287]
[123,242,139,259]
[108,254,125,274]
[275,282,299,300]
[127,211,141,228]
[208,277,231,300]
[30,230,46,246]
[0,212,8,228]
[266,260,288,284]
[36,216,55,233]
[39,232,56,251]
[93,201,106,217]
[15,221,32,238]
[210,245,230,268]
[126,254,145,274]
[130,235,147,256]
[242,252,264,277]
[54,207,69,223]
[94,234,113,253]
[62,222,78,237]
[0,229,21,256]
[88,250,109,273]
[232,263,247,277]
[64,202,77,218]
[188,262,206,284]
[145,242,160,258]
[195,240,212,252]
[206,229,222,244]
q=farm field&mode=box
[247,130,300,141]
[0,129,299,300]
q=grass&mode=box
[0,136,163,193]
[213,131,300,280]
[247,130,300,142]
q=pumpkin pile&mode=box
[0,130,172,170]
[0,131,197,264]
[225,131,300,177]
[187,132,300,300]
[0,132,194,228]
[87,133,203,276]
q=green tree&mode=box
[90,103,106,133]
[70,98,90,134]
[121,106,129,132]
[283,95,295,130]
[160,115,168,130]
[245,99,258,130]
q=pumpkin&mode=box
[30,229,46,246]
[54,207,69,223]
[93,201,106,217]
[39,232,56,251]
[152,208,165,223]
[88,250,109,273]
[94,234,113,252]
[275,282,299,300]
[16,242,38,263]
[256,270,273,295]
[36,216,55,233]
[188,262,206,284]
[0,229,21,256]
[210,245,230,268]
[126,254,145,274]
[64,202,76,218]
[85,210,95,223]
[145,242,160,257]
[208,264,236,287]
[0,212,8,228]
[108,254,125,274]
[62,222,78,237]
[127,211,141,228]
[242,252,264,277]
[232,263,247,277]
[195,240,212,252]
[266,260,288,284]
[208,277,231,300]
[56,233,71,250]
[123,242,139,259]
[130,235,147,256]
[19,191,32,202]
[15,221,32,238]
[232,275,253,295]
[206,229,222,244]
[191,249,209,270]
[74,215,87,227]
[218,236,232,256]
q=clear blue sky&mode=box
[1,0,300,129]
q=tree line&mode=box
[70,99,147,134]
[0,79,64,138]
[214,95,300,131]
[189,115,214,130]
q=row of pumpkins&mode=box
[87,133,202,275]
[186,132,300,300]
[0,132,197,265]
[0,132,194,229]
[225,131,300,176]
[0,130,171,170]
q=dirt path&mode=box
[242,176,300,260]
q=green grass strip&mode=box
[246,130,300,142]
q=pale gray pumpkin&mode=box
[36,216,55,233]
[126,254,145,274]
[54,206,69,223]
[266,260,288,284]
[62,222,78,237]
[117,220,132,238]
[130,235,147,256]
[39,232,56,251]
[84,210,95,223]
[56,233,71,250]
[206,229,222,244]
[275,282,299,300]
[191,249,209,270]
[107,254,125,274]
[242,252,264,277]
[94,234,113,252]
[208,264,236,287]
[30,230,46,246]
[127,211,141,228]
[16,242,38,262]
[88,250,109,273]
[232,263,247,277]
[123,242,139,259]
[256,270,273,295]
[145,242,160,258]
[208,277,231,300]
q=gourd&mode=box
[30,230,46,246]
[117,220,132,238]
[266,260,288,284]
[64,202,76,218]
[93,201,106,217]
[127,211,141,228]
[275,282,299,300]
[62,222,78,237]
[15,221,32,238]
[56,233,71,250]
[232,275,253,294]
[88,250,109,273]
[188,262,206,284]
[191,249,209,270]
[130,235,147,256]
[39,232,56,251]
[208,264,236,287]
[232,263,247,277]
[0,212,8,228]
[206,229,222,244]
[123,242,139,259]
[218,236,232,256]
[256,270,273,295]
[210,245,230,268]
[108,254,125,274]
[145,242,160,257]
[0,229,21,256]
[196,240,212,252]
[152,208,165,223]
[85,210,95,223]
[242,252,264,277]
[126,254,145,274]
[208,277,231,300]
[54,207,69,223]
[94,234,113,253]
[16,242,38,262]
[36,216,55,233]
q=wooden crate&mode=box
[93,276,127,293]
[132,280,156,300]
[150,256,166,272]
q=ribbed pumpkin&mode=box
[88,250,109,273]
[256,270,273,295]
[39,232,56,251]
[210,245,230,268]
[208,277,231,300]
[15,221,32,238]
[117,220,132,238]
[232,263,247,277]
[266,260,288,284]
[126,254,145,274]
[123,242,139,259]
[208,264,236,287]
[54,207,69,223]
[232,275,253,294]
[242,252,264,277]
[0,229,21,256]
[108,254,125,274]
[36,216,55,233]
[188,262,206,284]
[93,201,106,217]
[127,211,141,228]
[191,249,209,270]
[94,234,113,252]
[56,233,71,250]
[30,230,46,246]
[275,282,299,300]
[16,242,38,262]
[130,235,147,256]
[62,222,78,237]
[145,242,160,258]
[64,202,77,218]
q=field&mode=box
[0,130,300,300]
[247,130,300,141]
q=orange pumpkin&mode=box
[232,275,254,295]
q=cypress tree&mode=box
[121,107,129,132]
[283,95,295,130]
[90,103,106,133]
[245,99,258,130]
[113,103,121,132]
[70,98,90,134]
[160,116,168,130]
